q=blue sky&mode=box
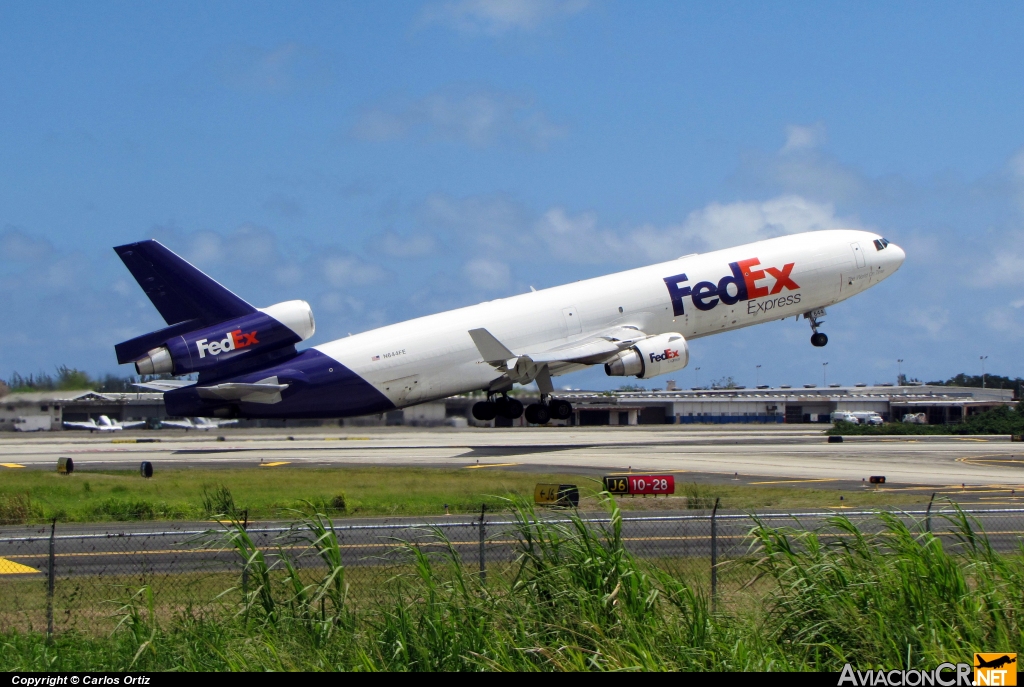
[2,1,1024,390]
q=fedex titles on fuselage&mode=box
[663,257,800,318]
[196,329,259,359]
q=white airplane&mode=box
[112,229,904,424]
[159,417,239,431]
[63,415,146,432]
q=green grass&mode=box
[0,466,947,524]
[1,501,1020,671]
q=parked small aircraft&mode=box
[63,415,146,432]
[159,417,239,431]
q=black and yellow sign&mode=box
[603,476,629,495]
[975,653,1016,686]
[534,484,579,507]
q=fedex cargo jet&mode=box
[114,230,904,424]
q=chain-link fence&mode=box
[2,506,1023,636]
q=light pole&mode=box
[694,367,701,389]
[756,365,761,387]
[823,362,829,387]
[897,359,904,385]
[980,356,988,389]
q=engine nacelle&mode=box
[134,300,315,376]
[604,333,688,380]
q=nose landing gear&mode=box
[804,309,828,347]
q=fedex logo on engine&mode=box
[663,258,799,316]
[196,330,259,359]
[650,348,681,363]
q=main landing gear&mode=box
[472,394,573,424]
[472,394,523,421]
[806,310,828,347]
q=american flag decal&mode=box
[371,355,380,361]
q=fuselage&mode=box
[163,229,904,418]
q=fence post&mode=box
[46,518,56,641]
[479,503,487,585]
[241,509,249,598]
[925,493,936,534]
[710,497,720,612]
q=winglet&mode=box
[468,328,515,364]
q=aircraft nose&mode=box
[888,242,906,269]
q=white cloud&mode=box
[421,193,528,252]
[984,307,1024,339]
[352,91,565,149]
[906,306,951,338]
[318,253,386,288]
[418,0,590,34]
[377,231,436,258]
[0,227,54,262]
[421,192,860,266]
[557,194,857,262]
[463,257,510,289]
[213,43,330,93]
[157,225,280,269]
[781,123,827,153]
[973,244,1024,287]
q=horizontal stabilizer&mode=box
[114,240,256,326]
[196,376,288,404]
[132,380,194,392]
[115,320,199,365]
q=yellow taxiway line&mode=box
[0,463,25,468]
[464,463,520,469]
[0,557,40,574]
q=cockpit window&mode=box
[873,238,890,251]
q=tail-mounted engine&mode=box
[129,300,315,376]
[604,332,689,379]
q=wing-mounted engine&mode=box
[127,300,315,376]
[604,332,689,379]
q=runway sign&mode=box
[535,483,580,507]
[603,475,675,496]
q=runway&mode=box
[2,425,1023,487]
[5,507,1024,578]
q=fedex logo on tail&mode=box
[664,258,799,316]
[196,330,259,358]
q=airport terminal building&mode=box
[0,384,1014,430]
[551,384,1016,426]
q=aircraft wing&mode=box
[62,421,97,430]
[212,419,239,427]
[469,326,647,393]
[525,326,647,365]
[119,421,147,429]
[133,380,194,392]
[160,419,193,429]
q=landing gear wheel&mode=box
[549,399,573,421]
[811,332,828,347]
[495,397,524,420]
[524,403,551,424]
[472,401,497,421]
